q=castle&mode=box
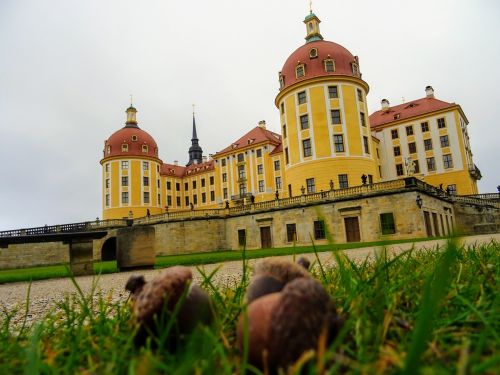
[100,11,481,221]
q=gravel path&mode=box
[1,234,498,327]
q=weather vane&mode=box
[309,0,313,13]
[130,94,133,107]
[192,103,195,116]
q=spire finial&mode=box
[309,0,313,13]
[130,94,133,107]
[192,103,195,117]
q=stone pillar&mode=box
[116,226,156,271]
[69,240,94,276]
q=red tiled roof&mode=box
[280,40,359,91]
[269,143,283,155]
[161,160,215,178]
[369,97,455,129]
[216,126,282,155]
[103,125,160,160]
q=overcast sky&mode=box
[0,0,499,230]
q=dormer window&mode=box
[142,145,148,153]
[121,144,128,152]
[279,74,285,89]
[309,48,318,59]
[352,63,360,77]
[107,145,111,154]
[324,59,335,72]
[296,63,305,78]
[131,135,138,141]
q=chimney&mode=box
[202,156,207,163]
[425,85,435,98]
[258,120,266,129]
[381,98,390,110]
[173,160,178,166]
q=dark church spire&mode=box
[187,107,203,166]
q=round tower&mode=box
[276,11,380,196]
[100,104,163,220]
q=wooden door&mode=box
[344,217,361,242]
[424,211,433,237]
[432,212,440,236]
[260,226,272,248]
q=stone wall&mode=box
[453,202,500,235]
[0,241,68,270]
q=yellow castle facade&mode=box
[100,12,481,220]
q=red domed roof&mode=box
[102,125,160,160]
[280,40,360,91]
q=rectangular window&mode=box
[184,182,188,191]
[282,124,287,138]
[209,176,214,185]
[300,114,309,130]
[105,163,110,172]
[105,194,110,206]
[143,192,150,204]
[201,192,206,203]
[239,183,246,196]
[368,174,373,184]
[437,117,446,129]
[360,112,366,127]
[440,135,449,147]
[357,88,363,102]
[142,161,149,170]
[328,85,338,98]
[421,121,429,132]
[314,220,326,240]
[201,178,205,187]
[176,196,181,206]
[192,180,197,189]
[143,176,149,186]
[210,190,215,201]
[427,157,436,171]
[396,163,404,176]
[121,161,129,169]
[275,176,282,189]
[338,174,349,189]
[238,229,246,247]
[258,180,265,192]
[167,195,172,206]
[223,188,228,199]
[302,139,312,157]
[408,142,417,154]
[334,134,345,152]
[122,192,129,204]
[286,223,297,242]
[185,196,189,206]
[406,125,414,136]
[274,160,280,171]
[238,165,245,179]
[280,102,285,114]
[297,91,307,104]
[257,164,263,174]
[176,182,180,191]
[447,184,457,195]
[324,60,334,72]
[105,178,110,189]
[380,213,396,235]
[256,148,262,158]
[285,148,289,164]
[363,136,370,154]
[424,138,433,151]
[391,129,399,139]
[222,173,227,182]
[221,158,226,167]
[331,109,341,124]
[156,179,160,188]
[413,159,420,173]
[393,146,401,156]
[306,178,315,193]
[237,153,244,162]
[443,154,454,169]
[167,181,171,190]
[121,176,128,186]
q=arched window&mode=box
[142,145,148,153]
[309,48,318,59]
[121,144,128,152]
[279,74,285,89]
[296,64,305,78]
[352,63,360,77]
[324,59,335,72]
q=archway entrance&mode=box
[101,237,117,261]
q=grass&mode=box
[0,240,499,374]
[0,236,445,284]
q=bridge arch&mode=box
[101,237,117,261]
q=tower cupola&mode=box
[126,105,138,127]
[304,10,323,43]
